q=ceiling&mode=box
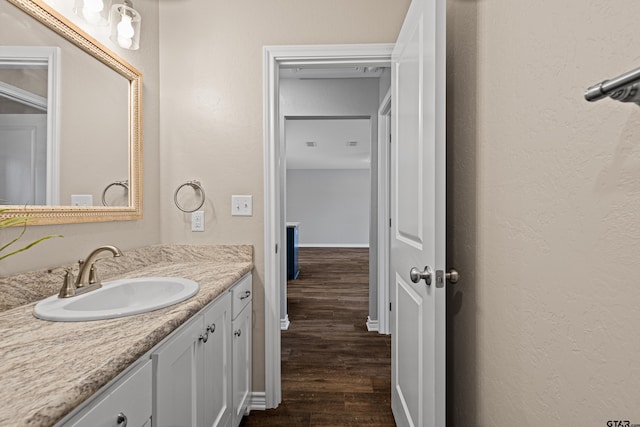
[285,118,371,170]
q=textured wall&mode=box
[158,0,411,393]
[0,0,161,276]
[447,0,640,424]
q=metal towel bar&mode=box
[585,66,640,105]
[102,180,129,206]
[174,180,206,213]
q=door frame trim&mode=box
[377,89,392,335]
[263,44,394,408]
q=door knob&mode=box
[445,268,460,284]
[410,266,433,285]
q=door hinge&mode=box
[275,244,278,254]
[389,218,392,228]
[389,302,392,311]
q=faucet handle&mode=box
[89,264,100,285]
[75,260,86,287]
[56,267,77,298]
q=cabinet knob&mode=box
[199,331,209,343]
[207,323,216,333]
[234,329,242,337]
[116,412,128,426]
[240,290,251,300]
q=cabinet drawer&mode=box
[231,274,252,319]
[67,359,152,427]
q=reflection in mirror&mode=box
[0,0,142,224]
[0,46,59,205]
[101,179,128,206]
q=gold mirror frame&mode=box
[1,0,142,225]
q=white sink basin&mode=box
[34,277,199,321]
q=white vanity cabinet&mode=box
[55,273,252,427]
[152,290,232,427]
[230,274,252,427]
[62,359,152,427]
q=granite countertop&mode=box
[0,244,253,427]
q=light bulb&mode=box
[117,15,135,39]
[117,35,133,49]
[82,0,104,24]
[84,0,104,12]
[110,3,140,50]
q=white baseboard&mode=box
[298,243,370,248]
[366,316,379,332]
[280,315,290,330]
[249,391,267,411]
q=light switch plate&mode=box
[231,195,252,216]
[71,194,93,206]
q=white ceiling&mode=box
[285,118,371,170]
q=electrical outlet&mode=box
[191,210,205,232]
[71,194,93,206]
[231,195,252,216]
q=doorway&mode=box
[282,116,373,328]
[263,44,394,408]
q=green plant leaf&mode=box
[0,234,63,261]
[0,219,28,254]
[0,210,62,261]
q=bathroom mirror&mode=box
[0,0,142,225]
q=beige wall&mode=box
[0,0,161,276]
[7,0,637,422]
[158,0,411,392]
[447,0,640,424]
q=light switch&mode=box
[232,195,252,216]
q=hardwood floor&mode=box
[241,247,394,427]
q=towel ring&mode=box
[174,180,206,213]
[102,180,129,206]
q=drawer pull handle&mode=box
[240,290,251,300]
[116,412,128,426]
[207,323,216,333]
[199,331,209,343]
[234,329,242,337]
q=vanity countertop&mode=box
[0,244,253,427]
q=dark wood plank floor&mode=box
[241,247,395,427]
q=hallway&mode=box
[242,247,394,426]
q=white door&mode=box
[390,0,446,425]
[0,114,47,205]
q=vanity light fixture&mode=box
[73,0,112,26]
[109,0,141,50]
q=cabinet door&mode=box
[232,304,252,427]
[65,360,152,427]
[153,318,202,427]
[201,294,232,427]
